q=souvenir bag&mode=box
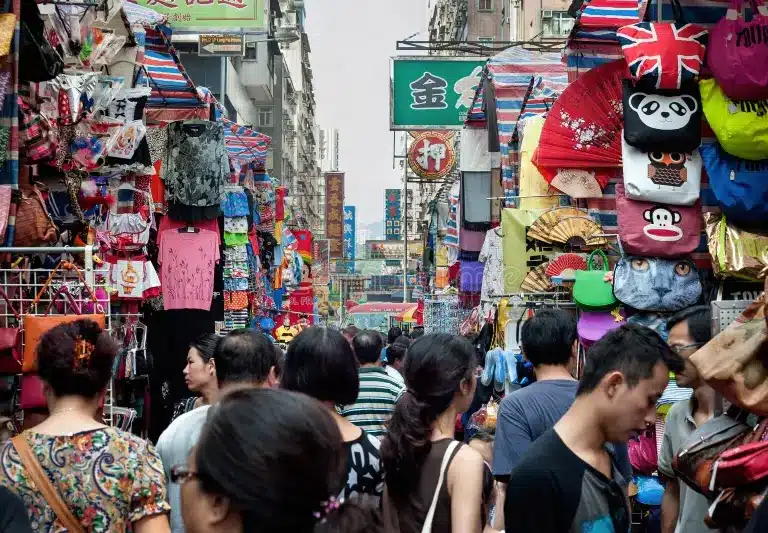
[615,183,701,257]
[613,256,702,311]
[577,308,626,347]
[616,0,708,90]
[700,142,768,224]
[14,185,57,246]
[19,3,63,83]
[705,212,768,280]
[700,78,768,161]
[573,250,618,311]
[622,80,702,153]
[19,99,56,163]
[621,136,702,206]
[0,287,21,375]
[23,262,106,374]
[708,0,768,101]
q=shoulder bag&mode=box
[573,250,618,311]
[12,435,85,533]
[422,440,461,533]
[613,255,702,312]
[15,185,57,247]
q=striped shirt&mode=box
[340,367,405,438]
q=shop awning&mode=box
[394,305,419,323]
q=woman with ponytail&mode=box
[381,334,495,533]
[176,388,385,533]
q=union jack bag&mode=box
[617,1,708,90]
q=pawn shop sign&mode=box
[407,131,456,180]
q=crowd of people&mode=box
[0,311,764,533]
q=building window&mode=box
[244,43,257,60]
[478,37,495,43]
[541,11,574,37]
[478,0,493,11]
[257,108,273,128]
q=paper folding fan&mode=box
[546,254,588,278]
[521,264,554,293]
[527,207,589,244]
[548,217,608,250]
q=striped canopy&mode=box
[221,117,271,170]
[135,26,202,107]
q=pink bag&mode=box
[629,428,658,475]
[578,310,626,347]
[708,0,768,101]
[616,183,701,258]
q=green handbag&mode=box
[573,250,617,311]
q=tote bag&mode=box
[622,136,702,206]
[700,78,768,161]
[700,142,768,224]
[623,80,702,153]
[615,183,701,257]
[708,0,768,101]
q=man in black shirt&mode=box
[505,324,684,533]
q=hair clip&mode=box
[74,336,95,371]
[313,496,340,521]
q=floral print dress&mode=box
[0,427,170,532]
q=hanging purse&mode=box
[23,262,106,374]
[573,250,618,311]
[629,427,658,475]
[577,309,626,347]
[0,286,21,375]
[14,185,57,247]
[19,98,57,163]
[700,143,768,225]
[19,3,63,83]
[700,78,768,161]
[19,374,46,410]
[615,183,701,258]
[709,0,768,101]
[616,0,708,90]
[613,255,702,312]
[622,80,702,153]
[705,213,768,281]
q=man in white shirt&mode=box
[156,330,280,533]
[382,335,409,385]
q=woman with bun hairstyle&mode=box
[176,388,385,533]
[0,319,170,533]
[381,333,495,533]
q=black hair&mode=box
[577,324,685,396]
[190,333,220,363]
[273,344,285,380]
[387,326,403,345]
[520,309,577,367]
[386,336,410,365]
[381,333,476,504]
[342,325,359,339]
[214,329,278,387]
[195,388,385,533]
[37,319,117,399]
[667,305,712,345]
[282,327,359,406]
[352,330,384,365]
[409,326,425,339]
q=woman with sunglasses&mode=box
[173,388,384,533]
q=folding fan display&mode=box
[533,60,628,172]
[549,217,608,250]
[521,263,554,293]
[527,207,590,243]
[546,254,588,278]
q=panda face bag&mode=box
[623,80,703,153]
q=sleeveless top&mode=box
[383,438,462,533]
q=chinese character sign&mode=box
[392,58,485,130]
[137,0,264,29]
[407,131,456,180]
[384,189,401,241]
[343,206,356,273]
[325,173,345,258]
[312,240,330,285]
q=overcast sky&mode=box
[305,0,429,226]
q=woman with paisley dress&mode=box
[0,319,171,533]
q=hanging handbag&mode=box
[689,277,768,415]
[616,0,708,90]
[709,0,768,101]
[573,250,618,311]
[19,3,63,83]
[615,183,701,257]
[622,80,702,153]
[628,427,658,475]
[700,142,768,225]
[0,286,21,375]
[14,185,57,247]
[711,440,768,489]
[19,374,45,410]
[19,98,57,163]
[11,434,87,533]
[577,309,626,347]
[705,212,768,281]
[23,262,106,374]
[613,256,702,312]
[700,78,768,161]
[621,136,702,206]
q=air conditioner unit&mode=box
[542,10,554,18]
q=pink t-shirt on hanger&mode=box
[159,229,220,310]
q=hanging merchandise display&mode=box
[501,208,558,293]
[573,250,618,311]
[577,308,627,347]
[517,116,560,210]
[705,213,768,281]
[613,256,702,312]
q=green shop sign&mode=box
[136,0,264,29]
[391,57,486,130]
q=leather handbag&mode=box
[0,287,22,375]
[23,262,105,374]
[573,250,618,311]
[613,256,702,312]
[19,374,45,410]
[711,440,768,490]
[15,185,57,247]
[689,277,768,415]
[708,0,768,101]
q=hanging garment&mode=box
[518,117,560,210]
[461,171,492,231]
[479,228,504,301]
[158,229,220,311]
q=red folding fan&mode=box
[534,59,628,172]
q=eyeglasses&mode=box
[671,343,705,356]
[170,465,199,485]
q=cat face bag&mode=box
[623,80,702,153]
[613,256,702,311]
[615,183,701,257]
[622,136,702,206]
